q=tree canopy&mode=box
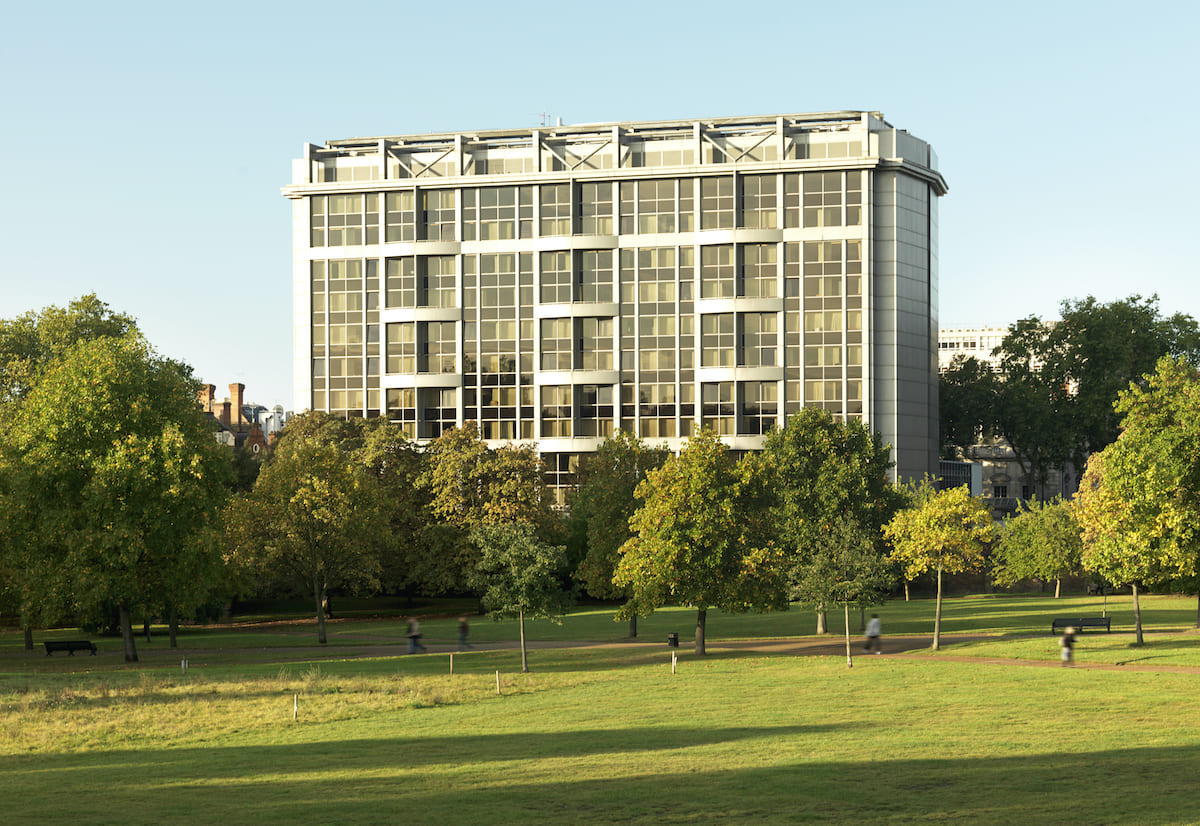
[992,497,1083,597]
[1074,357,1200,642]
[995,295,1200,490]
[752,408,901,631]
[1,335,230,660]
[614,428,785,654]
[884,482,996,649]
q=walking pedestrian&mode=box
[406,617,426,654]
[457,616,471,651]
[1060,626,1076,666]
[864,614,882,654]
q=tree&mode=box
[789,515,895,667]
[570,431,669,636]
[996,295,1200,493]
[225,412,388,643]
[939,355,1001,458]
[470,522,574,672]
[1074,357,1200,642]
[884,482,996,650]
[2,335,231,661]
[992,497,1083,597]
[0,293,138,408]
[614,429,785,655]
[753,408,902,633]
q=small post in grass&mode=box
[293,694,298,722]
[449,653,454,674]
[671,651,677,674]
[495,670,501,695]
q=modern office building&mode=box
[283,112,946,500]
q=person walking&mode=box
[1060,626,1076,667]
[406,617,426,654]
[864,614,882,654]
[457,616,471,651]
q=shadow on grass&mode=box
[4,736,1199,824]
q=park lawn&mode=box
[2,642,1200,824]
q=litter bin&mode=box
[667,632,679,648]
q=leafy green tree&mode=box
[789,515,895,666]
[884,482,996,650]
[1074,357,1200,642]
[753,408,902,633]
[939,355,1001,458]
[0,293,138,408]
[2,335,231,661]
[992,497,1083,597]
[570,431,669,636]
[996,295,1200,493]
[225,412,388,643]
[470,522,574,672]
[420,422,556,532]
[614,429,785,655]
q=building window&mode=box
[579,182,613,235]
[478,186,518,240]
[993,485,1008,499]
[540,318,572,370]
[480,386,517,440]
[421,189,456,241]
[540,251,571,304]
[700,177,734,230]
[741,312,777,367]
[638,179,676,234]
[385,191,415,242]
[701,381,735,434]
[386,387,416,437]
[741,175,777,229]
[419,388,455,438]
[386,322,415,374]
[420,255,456,308]
[541,386,572,437]
[540,184,571,236]
[577,317,614,370]
[740,244,777,298]
[577,384,614,437]
[311,194,379,247]
[740,381,778,435]
[701,313,735,367]
[700,245,735,299]
[576,250,613,303]
[638,383,676,439]
[419,321,456,374]
[385,257,416,308]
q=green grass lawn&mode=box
[2,593,1200,824]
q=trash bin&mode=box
[667,632,679,648]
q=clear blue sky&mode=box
[3,0,1196,408]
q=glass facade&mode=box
[290,112,946,489]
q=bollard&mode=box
[449,653,454,674]
[496,670,501,695]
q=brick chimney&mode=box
[229,383,245,428]
[198,384,216,413]
[219,400,231,429]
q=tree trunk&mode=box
[903,580,910,601]
[1195,591,1199,628]
[859,607,866,634]
[628,615,637,638]
[1054,578,1061,598]
[143,619,152,642]
[22,613,33,651]
[519,608,529,673]
[816,604,828,635]
[314,583,328,645]
[695,606,707,656]
[168,604,179,649]
[1132,583,1144,645]
[118,604,139,662]
[844,603,853,668]
[932,565,943,651]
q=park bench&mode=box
[1050,617,1111,635]
[43,640,97,656]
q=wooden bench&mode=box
[1050,617,1111,634]
[43,640,97,656]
